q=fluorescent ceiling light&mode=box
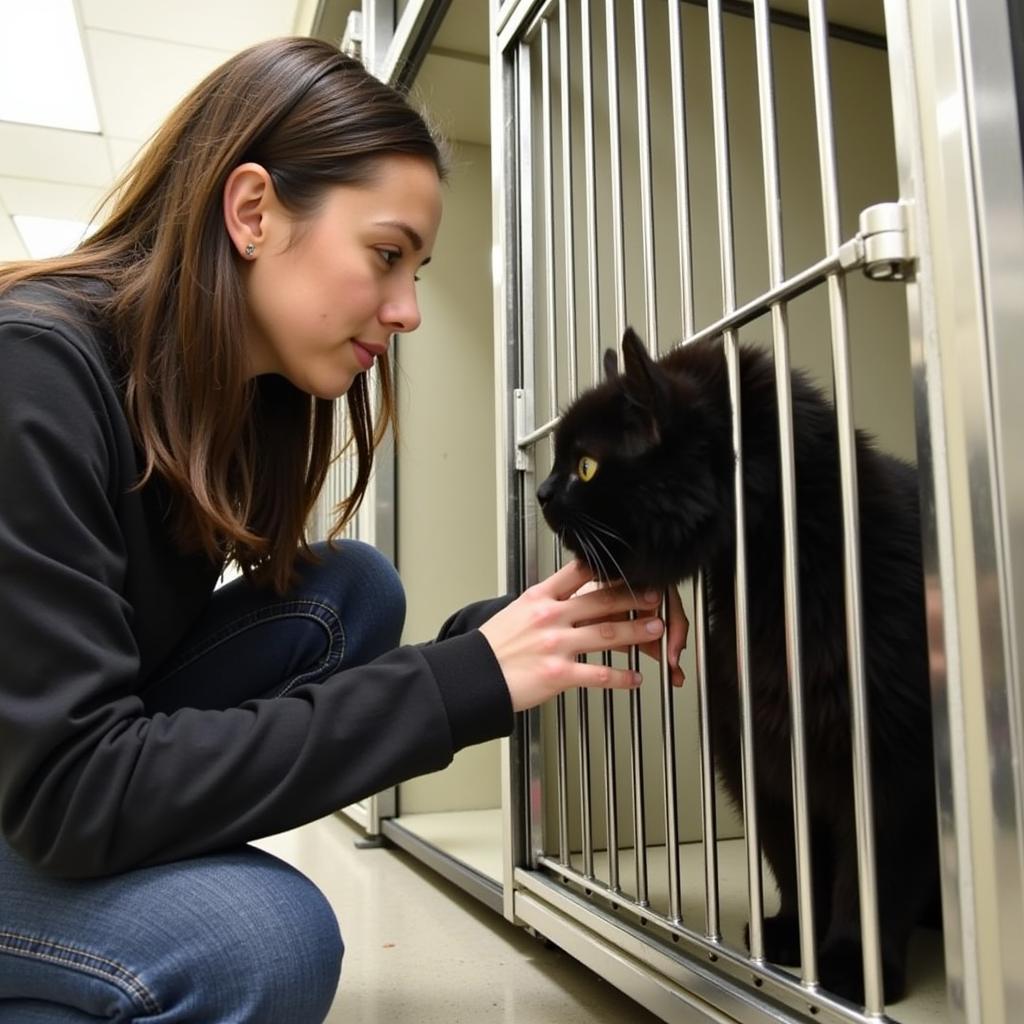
[13,215,94,258]
[0,0,100,133]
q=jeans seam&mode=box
[273,608,346,698]
[0,930,161,1015]
[151,600,346,691]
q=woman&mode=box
[0,37,684,1023]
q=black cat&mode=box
[537,327,938,1005]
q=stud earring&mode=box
[244,242,256,258]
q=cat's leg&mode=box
[746,796,799,964]
[750,805,832,968]
[818,817,936,1006]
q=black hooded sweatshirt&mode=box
[0,282,513,878]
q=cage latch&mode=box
[514,389,531,471]
[854,201,915,281]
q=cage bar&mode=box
[707,0,765,962]
[808,0,885,1010]
[752,0,818,984]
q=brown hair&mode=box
[0,37,446,591]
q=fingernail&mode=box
[632,672,643,686]
[645,619,663,635]
[644,589,658,602]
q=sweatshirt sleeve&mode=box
[0,319,513,878]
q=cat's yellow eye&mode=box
[577,456,599,482]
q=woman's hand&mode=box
[635,582,688,687]
[574,578,689,687]
[479,561,676,712]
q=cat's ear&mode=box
[620,328,671,437]
[603,348,619,380]
[621,327,655,377]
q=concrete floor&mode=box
[256,814,662,1024]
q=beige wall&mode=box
[395,140,502,814]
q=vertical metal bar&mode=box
[879,0,969,1017]
[694,573,721,939]
[604,0,628,898]
[581,0,609,887]
[633,0,658,349]
[667,0,696,339]
[752,0,818,984]
[541,17,571,868]
[622,0,657,913]
[807,2,883,1010]
[516,36,546,873]
[660,592,682,922]
[581,0,600,372]
[559,0,594,882]
[708,0,764,961]
[559,1,579,402]
[629,640,649,906]
[604,0,627,327]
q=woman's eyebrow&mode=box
[375,220,423,250]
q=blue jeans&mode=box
[0,540,407,1023]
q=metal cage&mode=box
[489,1,1024,1023]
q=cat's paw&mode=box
[819,939,907,1006]
[745,915,802,966]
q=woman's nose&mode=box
[382,281,421,334]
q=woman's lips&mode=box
[351,340,377,370]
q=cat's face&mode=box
[537,329,730,590]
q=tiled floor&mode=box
[256,814,661,1024]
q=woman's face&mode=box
[240,155,442,399]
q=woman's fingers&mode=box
[571,615,665,656]
[567,659,643,690]
[538,559,595,601]
[568,581,661,624]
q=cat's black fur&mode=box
[538,328,938,1006]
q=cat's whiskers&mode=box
[576,510,627,546]
[570,527,605,584]
[583,526,639,604]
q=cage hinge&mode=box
[513,388,532,471]
[850,200,916,282]
[341,11,363,60]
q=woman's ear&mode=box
[223,162,274,259]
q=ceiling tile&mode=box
[0,121,112,186]
[106,137,144,178]
[0,193,29,262]
[0,177,108,223]
[79,0,301,52]
[84,28,233,141]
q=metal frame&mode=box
[491,1,1022,1023]
[883,1,1024,1021]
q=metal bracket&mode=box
[513,388,531,471]
[340,10,363,61]
[856,200,915,281]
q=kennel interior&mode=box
[315,2,1024,1022]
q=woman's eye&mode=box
[577,456,599,482]
[377,248,401,267]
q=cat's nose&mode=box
[537,474,556,509]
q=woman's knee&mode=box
[0,845,342,1024]
[144,848,343,1023]
[307,539,406,660]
